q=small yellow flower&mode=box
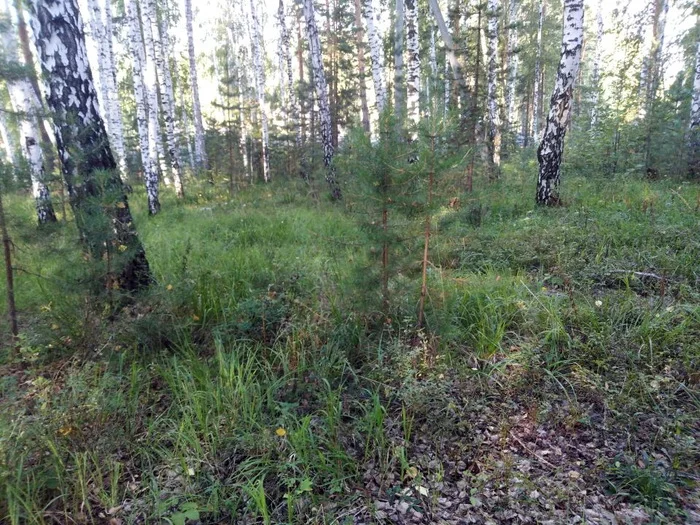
[58,425,74,437]
[116,201,126,209]
[118,244,128,252]
[275,427,287,437]
[192,314,200,321]
[51,323,60,330]
[166,284,173,291]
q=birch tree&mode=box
[689,38,700,178]
[28,0,150,290]
[394,0,405,123]
[405,0,420,128]
[589,0,603,127]
[85,0,127,177]
[505,0,519,133]
[353,0,370,133]
[185,0,208,170]
[277,0,303,159]
[1,0,56,223]
[532,0,544,142]
[143,0,184,197]
[486,0,500,174]
[363,0,387,113]
[248,0,270,182]
[643,0,668,171]
[303,0,342,199]
[535,0,584,206]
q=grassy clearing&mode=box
[0,165,698,523]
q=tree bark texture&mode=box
[363,0,387,113]
[185,0,208,170]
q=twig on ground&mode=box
[509,431,558,470]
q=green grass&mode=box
[0,165,698,523]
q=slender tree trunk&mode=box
[505,0,519,134]
[0,188,18,343]
[689,38,700,178]
[428,0,469,100]
[185,0,208,171]
[29,0,150,290]
[589,0,603,128]
[536,0,584,206]
[143,0,184,197]
[0,113,14,163]
[486,0,501,176]
[532,0,544,142]
[1,0,56,223]
[303,0,342,199]
[643,0,668,172]
[353,0,371,133]
[126,0,159,205]
[405,0,420,129]
[297,10,307,145]
[363,0,387,113]
[394,0,405,124]
[248,0,271,182]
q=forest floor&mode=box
[0,165,699,524]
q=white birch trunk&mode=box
[589,0,603,127]
[363,0,387,113]
[28,0,151,290]
[142,0,183,197]
[536,0,584,205]
[277,0,302,152]
[0,112,14,163]
[505,0,519,132]
[394,0,405,123]
[1,0,56,222]
[689,38,700,178]
[184,0,207,171]
[532,0,544,142]
[303,0,342,199]
[353,0,371,133]
[248,0,270,182]
[102,0,127,177]
[486,0,500,172]
[125,0,159,214]
[405,0,420,128]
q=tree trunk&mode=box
[303,0,342,199]
[689,38,700,178]
[405,0,420,128]
[29,0,150,290]
[248,0,271,182]
[0,187,18,343]
[486,0,501,176]
[393,0,405,124]
[125,0,156,200]
[185,0,208,171]
[1,0,57,223]
[143,0,184,197]
[589,0,603,128]
[535,0,584,206]
[353,0,371,133]
[505,0,519,135]
[532,0,544,142]
[363,0,387,113]
[643,0,668,172]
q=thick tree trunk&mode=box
[394,0,405,124]
[185,0,208,171]
[535,0,584,206]
[486,0,501,176]
[248,0,271,182]
[363,0,387,113]
[1,0,56,223]
[689,39,700,178]
[125,0,157,213]
[143,0,184,197]
[353,0,371,133]
[303,0,342,199]
[29,0,150,290]
[532,0,544,142]
[405,0,420,128]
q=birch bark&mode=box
[248,0,271,182]
[303,0,342,199]
[125,0,159,214]
[689,38,700,178]
[486,0,500,174]
[363,0,387,113]
[505,0,519,133]
[394,0,405,123]
[532,0,544,142]
[185,0,208,170]
[353,0,371,133]
[29,0,151,290]
[405,0,420,128]
[535,0,584,205]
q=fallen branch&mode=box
[509,431,557,470]
[606,270,667,281]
